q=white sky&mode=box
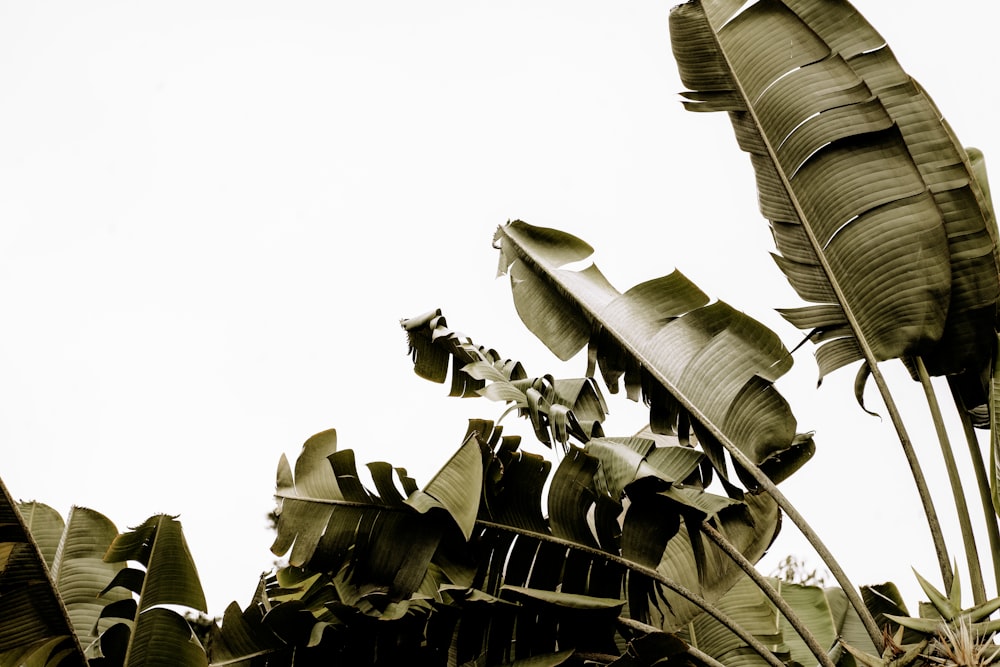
[1,1,998,619]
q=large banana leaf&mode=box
[22,503,129,657]
[97,514,209,666]
[494,220,813,490]
[669,0,998,386]
[0,481,87,667]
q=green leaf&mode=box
[104,514,207,614]
[911,568,957,622]
[496,220,812,488]
[773,581,836,667]
[683,576,784,667]
[50,506,129,651]
[0,480,87,666]
[402,311,608,448]
[271,430,482,610]
[670,0,998,387]
[405,432,484,540]
[16,502,64,571]
[125,608,207,667]
[648,492,780,631]
[500,585,625,612]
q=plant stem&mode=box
[476,520,788,667]
[915,357,986,604]
[713,439,885,651]
[701,522,838,667]
[861,360,954,592]
[948,376,1000,597]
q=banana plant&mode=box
[668,0,1000,607]
[259,414,787,665]
[491,219,888,648]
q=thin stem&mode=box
[715,439,885,651]
[476,520,788,667]
[948,376,1000,597]
[869,360,954,592]
[686,646,730,667]
[915,357,985,604]
[701,523,838,667]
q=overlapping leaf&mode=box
[403,309,608,448]
[468,420,781,633]
[494,220,813,489]
[669,0,998,389]
[98,514,209,666]
[0,481,86,667]
[270,428,482,615]
[42,505,129,655]
[681,576,880,667]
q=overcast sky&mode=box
[1,1,998,618]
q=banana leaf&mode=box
[403,309,608,448]
[0,481,87,667]
[261,421,782,663]
[669,0,998,389]
[493,220,813,490]
[469,420,781,633]
[27,504,129,656]
[683,576,786,667]
[270,428,483,616]
[97,514,209,666]
[681,576,880,667]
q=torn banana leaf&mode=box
[495,220,813,490]
[669,0,998,393]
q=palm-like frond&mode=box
[492,220,813,490]
[669,0,998,387]
[0,481,87,667]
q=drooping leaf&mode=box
[639,492,780,632]
[402,311,608,448]
[669,0,998,389]
[405,433,484,540]
[495,220,813,489]
[0,481,87,667]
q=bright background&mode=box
[1,1,997,618]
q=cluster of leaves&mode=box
[3,0,1000,665]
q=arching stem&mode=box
[702,522,838,667]
[948,375,1000,596]
[914,357,985,604]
